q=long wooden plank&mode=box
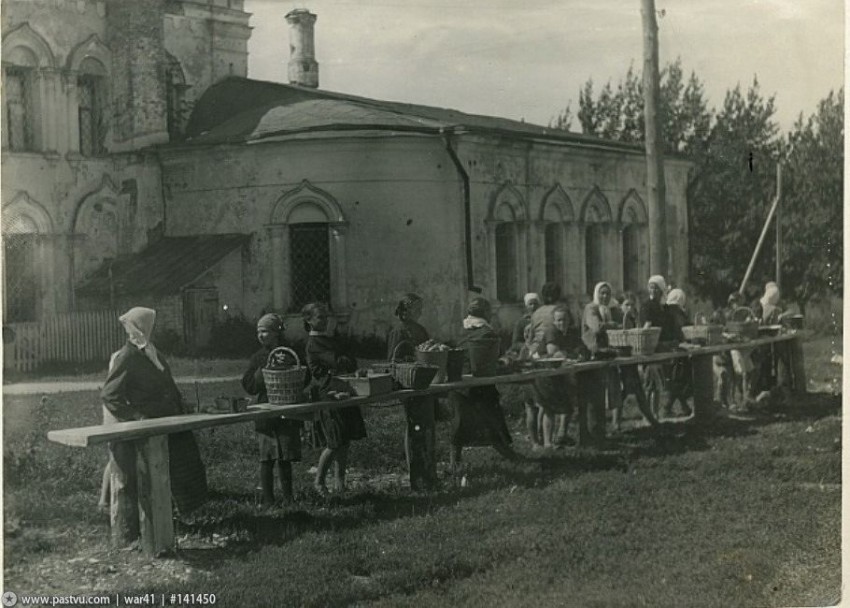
[47,334,804,448]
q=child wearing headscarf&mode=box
[512,293,543,448]
[448,297,518,474]
[582,281,625,433]
[752,282,792,397]
[663,288,692,416]
[386,293,438,491]
[100,307,208,530]
[242,313,304,505]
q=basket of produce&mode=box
[446,348,466,382]
[606,327,662,356]
[339,369,394,397]
[261,347,307,406]
[390,342,439,389]
[725,307,759,340]
[467,336,501,377]
[415,339,450,383]
[682,312,724,346]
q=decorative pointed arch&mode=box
[539,183,575,223]
[72,175,120,232]
[488,181,526,222]
[66,34,110,74]
[618,189,648,225]
[580,186,613,224]
[2,23,56,68]
[271,179,346,225]
[2,191,54,234]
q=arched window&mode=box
[3,47,38,151]
[544,223,562,284]
[165,54,189,141]
[618,190,649,294]
[77,57,107,156]
[581,187,613,294]
[288,203,331,311]
[269,180,348,314]
[488,183,527,303]
[538,184,574,290]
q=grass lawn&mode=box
[2,334,841,607]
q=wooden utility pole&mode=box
[641,0,668,277]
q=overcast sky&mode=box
[245,0,843,132]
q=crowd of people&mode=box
[96,277,792,528]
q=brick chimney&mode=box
[285,9,319,88]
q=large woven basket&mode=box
[606,327,662,356]
[262,347,307,406]
[390,342,439,389]
[682,312,724,345]
[725,307,759,340]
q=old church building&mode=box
[3,1,691,349]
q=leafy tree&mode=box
[779,89,843,314]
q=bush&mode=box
[208,314,258,358]
[153,327,188,358]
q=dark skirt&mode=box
[255,417,302,462]
[449,386,512,448]
[315,405,368,449]
[532,374,575,415]
[168,431,208,515]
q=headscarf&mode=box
[394,293,423,320]
[523,292,540,307]
[463,296,492,329]
[119,307,164,371]
[760,282,780,307]
[257,313,285,334]
[666,288,686,310]
[592,281,613,322]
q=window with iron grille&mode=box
[3,234,38,321]
[5,68,33,151]
[78,75,104,156]
[544,223,563,284]
[495,222,517,302]
[290,223,331,311]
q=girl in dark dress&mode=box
[242,313,303,505]
[638,275,678,419]
[449,297,518,474]
[100,307,208,534]
[303,302,367,494]
[386,293,438,491]
[664,288,693,416]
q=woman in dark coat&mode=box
[386,293,438,491]
[242,313,303,505]
[449,297,518,474]
[100,307,207,529]
[303,302,367,494]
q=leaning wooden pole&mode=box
[641,0,668,278]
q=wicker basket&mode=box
[606,327,662,356]
[682,312,724,345]
[390,342,439,389]
[725,307,759,340]
[261,347,307,406]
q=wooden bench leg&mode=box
[404,398,437,491]
[109,440,139,547]
[789,337,808,394]
[691,354,715,424]
[577,369,606,447]
[136,435,175,556]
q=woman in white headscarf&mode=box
[100,308,208,534]
[752,282,792,397]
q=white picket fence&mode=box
[3,310,125,373]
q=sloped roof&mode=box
[76,234,249,297]
[181,77,644,153]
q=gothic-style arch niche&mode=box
[539,183,575,223]
[2,191,54,235]
[165,53,189,140]
[618,189,648,225]
[72,176,120,280]
[580,186,613,224]
[271,180,346,225]
[2,23,57,68]
[488,181,526,222]
[66,35,110,73]
[2,192,52,322]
